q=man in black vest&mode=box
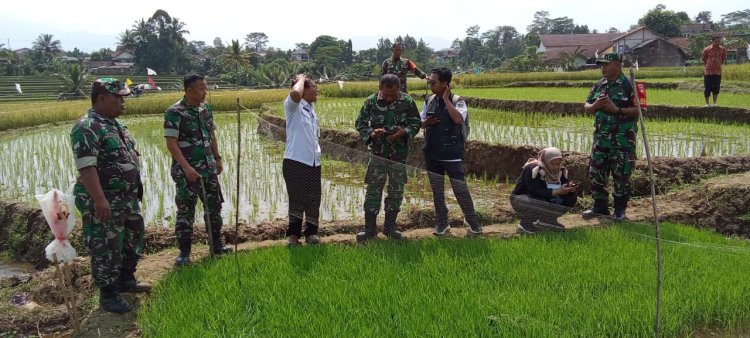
[421,68,482,237]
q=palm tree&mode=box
[32,34,62,73]
[118,29,136,50]
[33,34,62,55]
[55,64,89,100]
[254,60,299,87]
[221,40,250,88]
[166,17,189,46]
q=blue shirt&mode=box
[283,96,321,167]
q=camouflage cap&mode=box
[595,52,622,64]
[92,77,131,96]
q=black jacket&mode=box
[511,163,576,205]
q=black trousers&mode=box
[425,158,480,228]
[510,194,576,228]
[704,75,721,97]
[282,159,321,237]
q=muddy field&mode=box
[464,97,750,123]
[503,81,750,95]
[260,112,750,197]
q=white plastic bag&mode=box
[36,189,77,262]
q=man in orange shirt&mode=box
[701,36,727,107]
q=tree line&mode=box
[0,5,748,86]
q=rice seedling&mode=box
[459,87,750,108]
[1,109,505,226]
[265,99,750,158]
[138,222,750,337]
[454,63,750,87]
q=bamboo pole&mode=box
[52,253,79,334]
[629,67,662,338]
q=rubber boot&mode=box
[211,230,232,255]
[383,211,403,241]
[356,212,378,243]
[613,196,629,221]
[118,272,152,293]
[174,238,191,267]
[99,284,131,314]
[582,199,610,220]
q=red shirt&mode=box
[702,45,727,76]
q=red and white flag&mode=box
[147,76,156,87]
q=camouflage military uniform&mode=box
[355,91,421,229]
[71,108,144,288]
[164,98,224,243]
[381,57,426,93]
[586,72,637,209]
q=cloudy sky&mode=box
[0,0,745,52]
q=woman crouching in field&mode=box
[510,147,577,234]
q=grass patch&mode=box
[0,89,288,132]
[138,222,750,337]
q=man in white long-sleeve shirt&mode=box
[283,74,321,246]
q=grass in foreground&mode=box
[138,222,750,337]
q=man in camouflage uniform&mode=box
[71,78,150,314]
[381,42,427,93]
[355,74,421,242]
[164,73,229,266]
[582,53,643,221]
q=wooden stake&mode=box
[51,253,79,334]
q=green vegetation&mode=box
[459,87,750,108]
[455,63,750,87]
[0,113,502,226]
[267,99,750,157]
[0,114,367,225]
[0,89,288,131]
[138,222,750,337]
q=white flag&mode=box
[594,49,599,59]
[635,59,639,71]
[337,80,344,90]
[146,67,157,76]
[15,83,22,94]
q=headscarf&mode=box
[526,147,565,184]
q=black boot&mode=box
[383,211,403,241]
[582,199,610,220]
[99,284,131,314]
[118,272,152,293]
[356,212,378,243]
[211,230,232,255]
[613,196,629,221]
[175,238,191,267]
